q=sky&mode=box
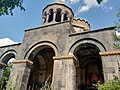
[0,0,120,43]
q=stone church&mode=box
[0,0,120,90]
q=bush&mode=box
[95,76,120,90]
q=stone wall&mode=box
[100,51,120,81]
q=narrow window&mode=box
[64,11,68,21]
[55,9,61,22]
[48,9,53,22]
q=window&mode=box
[55,9,61,22]
[64,11,68,21]
[48,9,53,22]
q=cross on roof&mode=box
[57,0,64,3]
[57,0,62,2]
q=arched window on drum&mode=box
[55,8,62,22]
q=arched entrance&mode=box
[74,43,104,90]
[27,45,55,90]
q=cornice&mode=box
[53,55,76,60]
[99,50,120,56]
[12,60,33,64]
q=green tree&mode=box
[0,0,25,16]
[0,64,12,90]
[115,8,120,31]
[113,8,120,49]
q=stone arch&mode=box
[0,50,17,64]
[24,41,58,89]
[68,38,106,55]
[24,41,58,60]
[72,42,104,89]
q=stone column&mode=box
[7,60,33,90]
[61,11,65,22]
[53,10,57,22]
[52,55,76,90]
[100,51,120,81]
[46,12,50,23]
[100,55,108,81]
[42,16,46,24]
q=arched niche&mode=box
[27,45,56,90]
[0,50,17,64]
[73,43,104,90]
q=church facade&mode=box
[0,1,120,90]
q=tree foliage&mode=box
[0,0,25,16]
[113,8,120,49]
[95,76,120,90]
[115,8,120,31]
[0,0,102,16]
[0,64,12,90]
[40,81,52,90]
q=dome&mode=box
[41,0,91,32]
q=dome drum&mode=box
[42,2,74,25]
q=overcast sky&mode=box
[0,0,120,42]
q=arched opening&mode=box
[55,8,61,22]
[74,43,104,90]
[48,9,53,22]
[64,11,68,21]
[2,53,15,64]
[27,46,55,90]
